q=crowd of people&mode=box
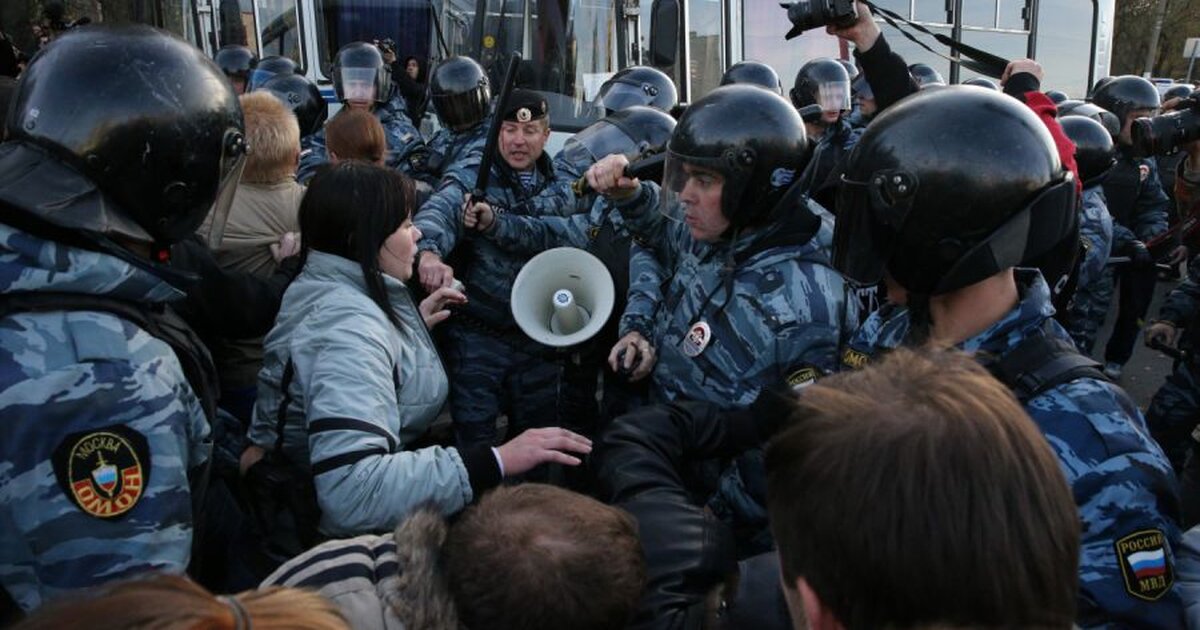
[6,0,1200,628]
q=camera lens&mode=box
[1132,107,1200,158]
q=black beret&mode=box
[504,89,548,122]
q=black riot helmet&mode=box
[1091,75,1160,123]
[248,54,300,92]
[7,24,247,246]
[790,57,851,112]
[215,44,257,91]
[962,77,999,91]
[332,42,391,105]
[1090,76,1114,98]
[1062,102,1121,138]
[560,105,676,173]
[429,56,491,131]
[1056,99,1086,115]
[260,73,328,138]
[661,85,809,230]
[720,61,783,95]
[834,87,1077,296]
[1045,89,1069,104]
[1060,116,1116,188]
[908,63,945,88]
[1165,84,1194,101]
[596,66,678,114]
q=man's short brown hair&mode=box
[766,347,1079,629]
[240,91,301,183]
[325,108,386,165]
[445,483,646,630]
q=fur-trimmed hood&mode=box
[261,509,460,630]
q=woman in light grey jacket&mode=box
[244,162,591,543]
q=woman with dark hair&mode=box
[394,55,428,126]
[243,162,591,549]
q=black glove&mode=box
[1129,240,1154,268]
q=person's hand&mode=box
[417,251,455,293]
[270,231,301,262]
[1168,245,1190,267]
[239,445,265,477]
[1001,58,1044,86]
[824,2,879,52]
[496,427,593,475]
[1130,240,1154,268]
[462,195,495,231]
[586,154,639,198]
[419,286,467,328]
[608,331,657,381]
[1145,321,1179,349]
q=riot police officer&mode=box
[595,65,679,115]
[587,84,850,555]
[296,42,427,183]
[215,44,257,94]
[0,24,246,612]
[790,57,862,213]
[247,54,300,92]
[258,72,328,147]
[835,85,1184,628]
[1060,115,1117,354]
[1092,76,1178,379]
[720,60,783,94]
[420,55,492,186]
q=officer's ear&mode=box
[782,577,844,630]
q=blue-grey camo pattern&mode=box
[1147,255,1200,471]
[1068,186,1116,353]
[613,182,850,409]
[843,269,1185,629]
[0,223,210,611]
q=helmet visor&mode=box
[200,131,249,248]
[340,67,379,103]
[571,120,640,165]
[432,86,489,130]
[817,81,851,113]
[599,80,659,112]
[833,172,915,286]
[248,68,281,92]
[658,151,737,234]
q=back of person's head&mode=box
[325,107,386,164]
[12,574,348,629]
[241,90,301,183]
[300,161,415,326]
[445,483,646,630]
[765,348,1079,629]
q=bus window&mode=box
[742,0,841,94]
[218,0,258,49]
[1035,0,1093,97]
[259,0,304,68]
[314,0,432,78]
[688,0,722,98]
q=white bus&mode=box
[114,0,1114,128]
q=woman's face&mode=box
[378,217,421,281]
[406,59,420,80]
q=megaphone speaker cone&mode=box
[511,247,616,348]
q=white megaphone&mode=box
[511,247,615,348]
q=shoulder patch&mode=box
[786,365,820,391]
[1115,529,1173,601]
[52,425,151,520]
[842,347,870,370]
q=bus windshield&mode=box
[313,0,620,130]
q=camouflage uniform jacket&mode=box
[415,154,564,332]
[296,100,428,184]
[247,251,468,537]
[843,269,1186,629]
[613,182,850,408]
[0,223,210,611]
